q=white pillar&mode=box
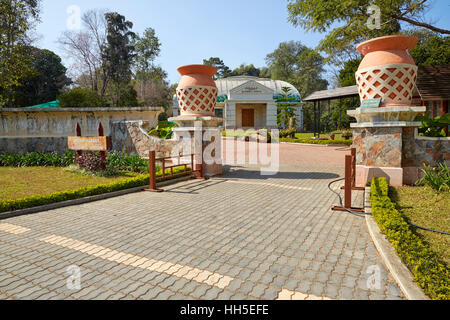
[266,101,278,128]
[225,101,236,129]
[295,106,303,130]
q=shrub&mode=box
[148,121,175,140]
[416,162,450,191]
[371,177,450,300]
[106,150,149,173]
[0,151,75,167]
[58,88,107,108]
[279,138,352,146]
[341,129,353,140]
[415,112,450,137]
[279,128,297,138]
[77,152,104,172]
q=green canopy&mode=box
[25,100,59,109]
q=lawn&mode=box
[391,186,450,265]
[294,132,348,140]
[0,167,141,201]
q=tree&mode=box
[14,48,72,107]
[286,0,449,66]
[266,41,328,98]
[405,28,450,66]
[338,58,362,87]
[102,12,136,107]
[203,57,232,79]
[0,0,41,107]
[133,27,161,99]
[231,64,262,77]
[277,87,297,129]
[58,9,108,96]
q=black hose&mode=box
[327,178,450,235]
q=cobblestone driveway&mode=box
[0,160,404,300]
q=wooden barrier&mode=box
[340,148,365,191]
[332,154,365,213]
[145,151,202,193]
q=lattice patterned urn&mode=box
[355,35,418,107]
[176,64,218,117]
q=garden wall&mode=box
[402,127,450,184]
[0,107,162,153]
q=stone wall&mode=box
[0,107,162,153]
[402,127,450,184]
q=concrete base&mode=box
[356,165,404,187]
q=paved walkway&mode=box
[0,145,403,300]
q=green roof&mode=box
[25,100,59,109]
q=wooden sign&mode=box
[361,98,382,108]
[68,136,108,151]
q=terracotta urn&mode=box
[176,64,218,116]
[355,35,418,107]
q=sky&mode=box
[34,0,450,86]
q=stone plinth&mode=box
[349,106,426,186]
[169,116,223,177]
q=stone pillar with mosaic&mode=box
[348,35,426,186]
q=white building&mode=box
[173,76,303,129]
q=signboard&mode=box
[68,136,108,151]
[361,98,382,108]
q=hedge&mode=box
[370,177,450,300]
[0,167,190,214]
[279,138,352,146]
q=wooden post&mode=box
[98,122,106,171]
[145,150,163,192]
[333,154,364,213]
[76,122,83,166]
[351,148,356,188]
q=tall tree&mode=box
[133,27,161,100]
[14,48,72,107]
[231,64,262,77]
[58,9,108,96]
[287,0,448,66]
[266,41,328,98]
[203,57,232,79]
[0,0,40,107]
[102,12,136,107]
[405,28,450,66]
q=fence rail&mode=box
[145,151,202,192]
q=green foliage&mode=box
[0,166,190,214]
[203,57,232,79]
[148,121,175,140]
[106,150,149,173]
[415,112,450,137]
[266,41,328,98]
[14,47,72,107]
[406,28,450,66]
[119,84,139,107]
[370,177,450,300]
[0,0,37,107]
[338,58,361,87]
[0,151,75,167]
[341,129,353,140]
[416,163,450,192]
[103,12,136,107]
[277,87,298,129]
[279,128,297,138]
[58,87,107,108]
[279,138,352,145]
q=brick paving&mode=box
[0,145,404,300]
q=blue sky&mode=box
[35,0,450,85]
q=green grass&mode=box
[390,186,450,265]
[294,132,348,140]
[0,167,140,201]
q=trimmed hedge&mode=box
[370,177,450,300]
[0,167,190,214]
[279,138,352,146]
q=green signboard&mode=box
[361,98,382,108]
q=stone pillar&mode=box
[266,101,278,128]
[170,116,223,177]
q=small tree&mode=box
[277,86,297,129]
